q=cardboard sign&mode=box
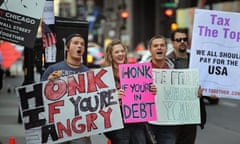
[149,69,201,125]
[190,9,240,99]
[0,0,46,47]
[42,0,54,25]
[119,62,156,123]
[16,67,123,144]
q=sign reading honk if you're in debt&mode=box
[119,62,156,123]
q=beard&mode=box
[178,44,187,53]
[179,48,186,53]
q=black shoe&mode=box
[203,96,219,105]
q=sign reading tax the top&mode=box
[190,9,240,99]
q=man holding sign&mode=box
[146,34,177,144]
[17,33,123,144]
[41,33,91,144]
[167,29,206,144]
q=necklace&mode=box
[158,61,166,68]
[66,61,81,68]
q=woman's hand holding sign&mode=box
[117,89,125,105]
[150,84,157,95]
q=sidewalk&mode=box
[0,69,26,143]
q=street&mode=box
[0,60,240,144]
[196,98,240,144]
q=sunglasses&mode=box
[174,37,188,43]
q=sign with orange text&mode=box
[190,9,240,99]
[119,62,156,123]
[15,67,123,144]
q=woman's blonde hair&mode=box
[103,39,128,66]
[103,39,128,81]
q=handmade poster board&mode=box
[16,67,123,144]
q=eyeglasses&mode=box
[174,37,188,43]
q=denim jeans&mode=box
[104,123,147,144]
[148,125,177,144]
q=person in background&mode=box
[41,33,91,144]
[103,39,149,144]
[167,29,207,144]
[147,34,176,144]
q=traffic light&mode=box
[158,1,178,37]
[120,10,128,30]
[163,6,177,35]
[120,10,129,19]
[167,8,177,32]
[171,22,178,31]
[164,8,174,17]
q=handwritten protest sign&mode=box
[0,0,46,47]
[149,69,200,125]
[119,62,156,123]
[15,67,123,144]
[190,9,240,99]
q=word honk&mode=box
[121,65,152,79]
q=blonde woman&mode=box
[103,39,148,144]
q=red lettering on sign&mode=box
[99,108,112,128]
[48,101,64,123]
[87,69,108,92]
[45,79,67,100]
[67,74,85,96]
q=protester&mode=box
[167,29,207,144]
[146,34,177,144]
[103,39,148,144]
[41,33,91,144]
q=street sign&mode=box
[162,2,176,8]
[0,41,22,69]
